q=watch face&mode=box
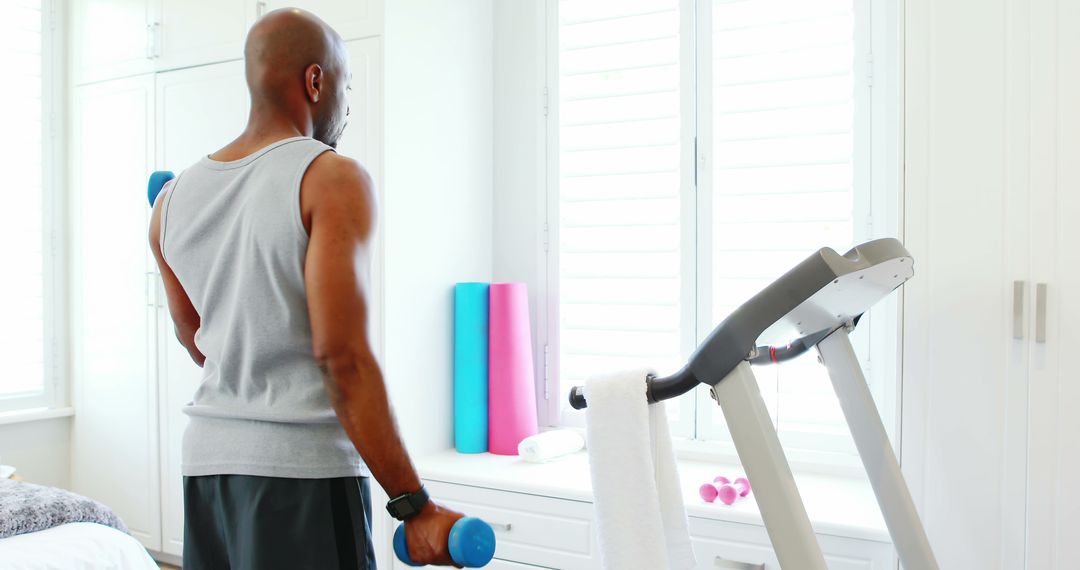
[387,488,428,520]
[388,495,418,520]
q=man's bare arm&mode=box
[149,184,206,367]
[300,152,422,497]
[301,152,462,567]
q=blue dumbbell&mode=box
[148,170,175,206]
[393,517,496,567]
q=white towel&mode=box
[585,369,696,570]
[518,429,585,463]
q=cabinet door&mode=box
[154,0,247,71]
[253,0,382,41]
[70,75,161,551]
[1027,0,1080,566]
[154,60,250,557]
[1052,2,1080,564]
[338,37,385,362]
[901,1,1020,568]
[71,0,155,85]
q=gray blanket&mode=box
[0,478,128,539]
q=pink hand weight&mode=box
[699,483,719,503]
[716,484,739,505]
[701,476,751,504]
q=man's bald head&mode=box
[244,9,351,148]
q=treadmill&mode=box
[569,238,938,570]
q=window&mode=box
[0,0,61,413]
[551,0,900,468]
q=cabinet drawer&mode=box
[689,517,894,570]
[690,518,778,569]
[486,559,556,570]
[423,480,599,570]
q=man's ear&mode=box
[305,63,323,103]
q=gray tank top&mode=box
[160,136,368,478]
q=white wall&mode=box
[492,0,550,424]
[0,417,70,489]
[382,0,494,456]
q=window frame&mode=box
[0,0,67,415]
[541,0,902,473]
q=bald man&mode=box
[148,9,464,569]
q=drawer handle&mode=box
[714,557,765,570]
[490,522,512,532]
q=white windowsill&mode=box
[416,449,890,544]
[0,407,75,426]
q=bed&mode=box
[0,522,159,569]
[0,479,159,570]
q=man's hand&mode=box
[404,501,467,567]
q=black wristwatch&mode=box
[386,486,430,521]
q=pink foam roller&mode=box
[734,477,751,497]
[488,283,539,455]
[699,483,719,503]
[717,484,738,505]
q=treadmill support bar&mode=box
[712,361,828,570]
[817,326,939,570]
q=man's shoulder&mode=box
[301,152,378,225]
[306,152,374,191]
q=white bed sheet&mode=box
[0,522,159,570]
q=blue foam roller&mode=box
[454,283,489,454]
[148,170,175,206]
[394,517,496,568]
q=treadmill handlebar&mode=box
[567,316,860,411]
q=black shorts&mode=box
[182,475,377,570]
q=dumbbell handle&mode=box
[394,517,496,568]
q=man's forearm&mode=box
[320,354,422,498]
[174,324,206,367]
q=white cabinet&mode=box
[423,479,891,570]
[71,0,156,84]
[153,60,250,557]
[154,0,247,71]
[69,74,161,551]
[253,0,383,41]
[70,0,246,85]
[904,0,1080,567]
